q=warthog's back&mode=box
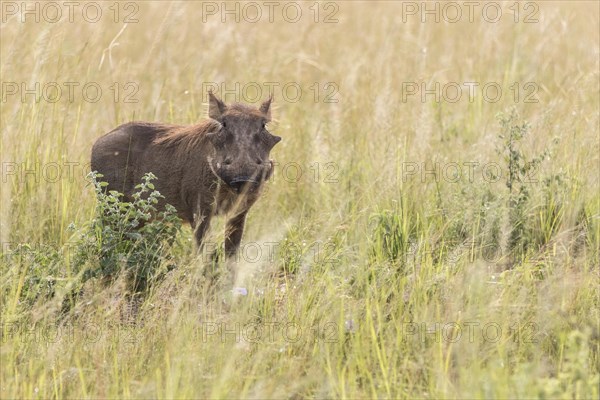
[91,122,180,198]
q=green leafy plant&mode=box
[497,109,553,256]
[74,172,182,292]
[1,243,63,306]
[369,199,417,265]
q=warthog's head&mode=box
[206,92,281,194]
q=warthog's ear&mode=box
[260,95,273,122]
[208,90,227,121]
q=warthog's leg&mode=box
[193,214,212,252]
[224,210,248,258]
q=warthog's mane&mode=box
[152,119,220,156]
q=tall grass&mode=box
[1,2,598,398]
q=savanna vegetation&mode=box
[1,1,598,398]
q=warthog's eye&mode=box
[221,121,227,128]
[262,122,266,129]
[223,158,232,165]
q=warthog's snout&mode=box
[228,176,260,193]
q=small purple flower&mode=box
[233,287,248,296]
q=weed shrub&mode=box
[369,206,415,265]
[1,172,183,308]
[74,172,183,291]
[369,109,586,268]
[1,243,63,306]
[497,109,584,260]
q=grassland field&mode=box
[0,1,599,398]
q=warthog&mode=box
[91,92,281,258]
